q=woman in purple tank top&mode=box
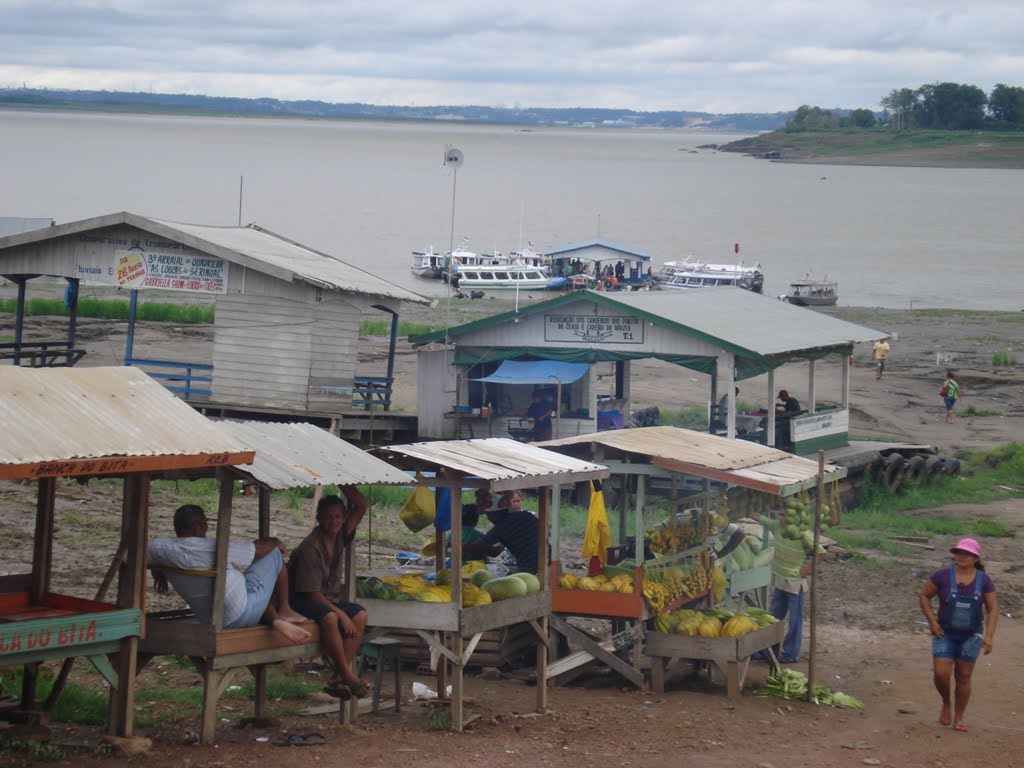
[918,537,998,733]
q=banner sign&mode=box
[74,234,228,294]
[791,409,849,440]
[544,314,644,344]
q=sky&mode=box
[2,1,1023,114]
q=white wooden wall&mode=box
[417,348,456,438]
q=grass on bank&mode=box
[835,443,1022,558]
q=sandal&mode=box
[276,733,328,747]
[324,682,353,701]
[348,680,373,698]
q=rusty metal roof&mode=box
[217,420,410,490]
[540,426,845,495]
[0,366,253,479]
[372,437,609,493]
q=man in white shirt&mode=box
[148,504,310,644]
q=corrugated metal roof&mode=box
[0,366,253,477]
[0,217,54,237]
[596,290,885,355]
[372,437,609,492]
[0,212,428,305]
[217,420,411,490]
[412,288,885,360]
[546,237,650,261]
[540,426,844,494]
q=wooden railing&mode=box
[352,375,393,411]
[126,357,213,400]
[0,341,86,367]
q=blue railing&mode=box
[126,358,213,400]
[352,375,393,411]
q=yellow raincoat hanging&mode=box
[581,479,611,572]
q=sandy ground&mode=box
[2,298,1024,765]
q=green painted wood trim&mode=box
[0,608,141,661]
[793,432,849,455]
[86,653,120,691]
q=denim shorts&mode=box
[225,549,282,629]
[932,632,983,663]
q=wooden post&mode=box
[257,484,271,539]
[555,381,562,438]
[342,529,358,724]
[30,477,56,604]
[211,471,234,632]
[451,631,465,732]
[535,486,549,711]
[766,369,776,447]
[807,451,824,701]
[110,472,150,736]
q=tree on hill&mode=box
[880,88,917,131]
[785,105,841,131]
[914,82,987,129]
[988,84,1024,128]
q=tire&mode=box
[942,457,963,477]
[923,456,945,483]
[882,453,907,492]
[906,455,928,485]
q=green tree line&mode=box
[786,82,1024,132]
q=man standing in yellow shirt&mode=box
[873,338,891,380]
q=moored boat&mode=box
[411,245,445,278]
[447,263,553,291]
[655,254,764,293]
[783,275,838,306]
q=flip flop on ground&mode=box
[324,682,353,701]
[348,680,373,698]
[275,733,327,747]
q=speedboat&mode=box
[447,263,552,291]
[655,254,764,293]
[784,275,838,306]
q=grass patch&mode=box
[0,297,214,323]
[0,668,109,726]
[960,405,1000,417]
[660,405,709,431]
[993,350,1017,366]
[360,319,443,337]
[0,737,66,764]
[422,704,453,731]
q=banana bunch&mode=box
[646,509,709,555]
[642,580,673,615]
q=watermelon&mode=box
[470,568,495,587]
[482,575,529,601]
[511,572,541,594]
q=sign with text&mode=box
[0,611,141,658]
[792,409,850,440]
[544,314,644,344]
[74,234,228,294]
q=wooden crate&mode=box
[645,622,785,700]
[385,622,537,669]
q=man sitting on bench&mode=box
[288,488,372,700]
[148,504,311,644]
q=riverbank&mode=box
[719,129,1024,169]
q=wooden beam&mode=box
[211,471,235,632]
[548,615,644,689]
[0,451,256,481]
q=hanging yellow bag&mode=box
[400,483,435,533]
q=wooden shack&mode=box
[0,212,428,437]
[0,366,254,740]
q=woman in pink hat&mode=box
[918,537,998,732]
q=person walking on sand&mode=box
[873,337,891,379]
[941,370,961,423]
[918,538,998,733]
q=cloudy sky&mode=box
[2,1,1023,113]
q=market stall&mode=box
[0,366,254,739]
[539,426,846,698]
[137,420,410,744]
[368,437,608,730]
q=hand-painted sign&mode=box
[0,614,138,657]
[74,234,228,294]
[792,409,850,440]
[544,314,644,344]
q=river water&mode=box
[2,110,1022,310]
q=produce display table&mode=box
[646,622,785,700]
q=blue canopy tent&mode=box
[471,360,591,440]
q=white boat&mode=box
[448,263,554,291]
[783,275,838,306]
[411,245,445,278]
[655,254,764,293]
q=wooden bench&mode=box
[139,610,325,743]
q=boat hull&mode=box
[787,295,838,307]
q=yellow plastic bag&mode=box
[400,485,435,533]
[581,480,611,566]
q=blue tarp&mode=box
[471,359,590,385]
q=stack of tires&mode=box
[874,452,961,493]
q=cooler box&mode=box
[597,410,624,430]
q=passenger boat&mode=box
[783,275,838,306]
[413,244,549,281]
[447,263,554,291]
[655,254,764,293]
